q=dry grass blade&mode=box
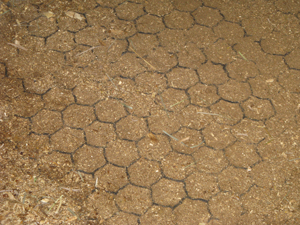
[76,46,101,56]
[163,130,178,141]
[170,99,187,107]
[7,42,28,51]
[238,51,248,60]
[129,41,156,70]
[178,137,190,143]
[197,112,220,116]
[158,89,169,118]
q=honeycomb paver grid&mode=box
[1,0,300,224]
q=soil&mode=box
[0,0,300,224]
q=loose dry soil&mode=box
[1,0,300,224]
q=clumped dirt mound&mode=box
[1,0,300,224]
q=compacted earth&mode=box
[0,0,300,224]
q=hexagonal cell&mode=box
[86,7,115,27]
[94,164,128,192]
[205,39,236,64]
[73,145,106,173]
[18,134,50,159]
[218,166,253,195]
[188,83,219,107]
[116,115,148,141]
[174,199,210,224]
[12,93,44,118]
[52,66,82,89]
[148,109,181,134]
[158,29,187,52]
[107,19,137,39]
[161,152,196,180]
[51,127,85,153]
[63,104,95,128]
[39,151,72,180]
[225,141,260,168]
[233,37,265,63]
[31,109,63,134]
[241,97,275,121]
[115,185,152,215]
[278,70,300,93]
[73,81,106,105]
[140,205,175,225]
[179,105,214,130]
[46,30,75,52]
[95,99,127,122]
[129,34,159,56]
[185,172,219,200]
[85,121,116,147]
[241,186,276,219]
[261,32,294,55]
[209,192,243,224]
[136,14,165,34]
[142,47,178,73]
[87,189,118,220]
[248,76,282,100]
[170,128,203,154]
[43,87,74,111]
[198,61,229,85]
[167,68,199,89]
[115,1,144,20]
[58,13,87,32]
[285,48,300,69]
[178,42,206,69]
[128,158,161,188]
[173,0,201,11]
[202,123,236,150]
[193,6,223,27]
[135,72,167,94]
[28,17,57,37]
[152,178,186,207]
[210,100,244,125]
[96,0,124,8]
[23,72,54,94]
[144,0,173,16]
[124,94,155,117]
[231,119,267,143]
[105,139,139,167]
[213,21,245,45]
[218,80,251,102]
[164,11,194,29]
[157,88,189,112]
[94,39,127,64]
[3,116,30,142]
[187,25,218,49]
[193,147,228,174]
[226,59,259,82]
[105,212,138,225]
[1,77,23,99]
[75,25,106,46]
[138,134,172,161]
[250,161,285,189]
[108,53,146,79]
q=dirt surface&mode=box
[0,0,300,224]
